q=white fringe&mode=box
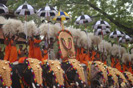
[2,18,23,35]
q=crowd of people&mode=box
[1,34,53,63]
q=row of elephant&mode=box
[0,58,132,88]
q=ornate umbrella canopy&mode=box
[94,28,107,36]
[94,20,111,36]
[37,4,57,18]
[119,35,132,43]
[109,30,125,39]
[15,1,35,16]
[93,20,110,30]
[75,14,92,24]
[53,11,69,21]
[0,3,8,14]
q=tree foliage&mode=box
[6,0,133,36]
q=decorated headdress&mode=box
[57,30,75,60]
[0,60,12,87]
[123,71,133,86]
[25,58,43,86]
[43,60,64,87]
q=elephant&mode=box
[42,60,64,88]
[61,59,87,88]
[11,58,43,88]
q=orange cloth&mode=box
[127,62,132,73]
[34,39,42,43]
[4,38,11,61]
[122,64,127,72]
[87,51,91,61]
[103,61,107,65]
[18,49,21,55]
[76,48,80,61]
[111,58,115,67]
[9,46,18,63]
[91,51,96,61]
[18,57,26,63]
[115,59,121,71]
[28,40,34,58]
[42,50,48,60]
[33,39,42,61]
[79,48,88,66]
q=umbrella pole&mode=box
[85,24,89,63]
[101,29,104,62]
[117,38,121,58]
[47,22,50,60]
[61,21,64,30]
[126,43,131,61]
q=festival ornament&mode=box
[15,1,35,16]
[119,34,132,61]
[110,29,125,57]
[53,11,70,30]
[75,13,92,25]
[94,19,111,37]
[75,12,92,49]
[0,3,8,14]
[15,1,35,39]
[37,3,57,21]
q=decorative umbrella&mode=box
[75,13,92,49]
[110,30,125,39]
[0,3,8,14]
[109,29,125,57]
[37,4,57,20]
[94,20,110,29]
[119,34,132,60]
[75,14,92,25]
[94,27,109,36]
[53,11,69,29]
[94,20,111,61]
[15,1,35,39]
[94,20,111,37]
[119,35,131,43]
[37,4,57,60]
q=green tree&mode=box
[5,0,133,36]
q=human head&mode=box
[19,45,23,50]
[50,37,54,42]
[11,35,15,40]
[0,46,1,52]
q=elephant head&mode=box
[42,60,64,88]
